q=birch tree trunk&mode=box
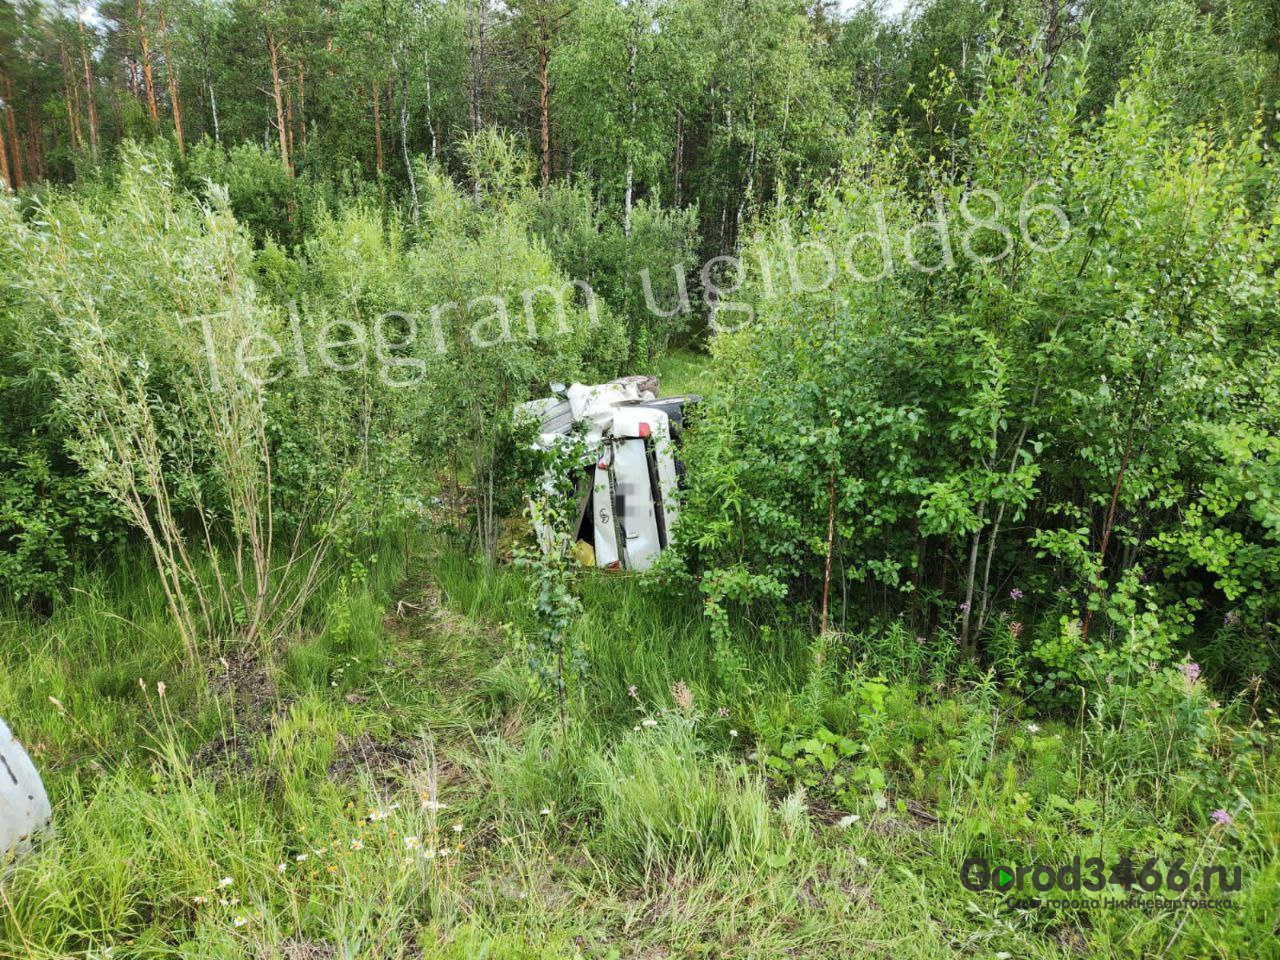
[624,30,637,236]
[372,80,383,173]
[395,48,419,223]
[78,19,100,156]
[467,0,485,139]
[423,42,437,158]
[673,110,683,206]
[209,80,221,144]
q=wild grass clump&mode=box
[472,720,590,832]
[580,720,775,878]
[2,694,469,957]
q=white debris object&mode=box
[1,718,51,862]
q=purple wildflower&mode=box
[717,706,730,718]
[1210,809,1232,827]
[959,601,971,614]
[1010,588,1024,600]
[1178,662,1202,685]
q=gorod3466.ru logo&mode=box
[960,856,1241,895]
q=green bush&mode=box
[530,183,701,364]
[679,36,1280,693]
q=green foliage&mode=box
[401,150,627,553]
[0,132,631,622]
[0,439,123,606]
[679,30,1280,691]
[0,183,128,603]
[531,185,701,362]
[1,144,383,653]
[764,724,887,813]
[182,139,307,245]
[509,430,588,721]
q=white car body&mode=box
[517,378,698,571]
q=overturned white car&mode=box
[1,719,51,864]
[517,377,699,571]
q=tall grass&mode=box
[2,534,1278,958]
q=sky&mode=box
[838,0,914,19]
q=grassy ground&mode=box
[651,349,710,399]
[1,532,1278,959]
